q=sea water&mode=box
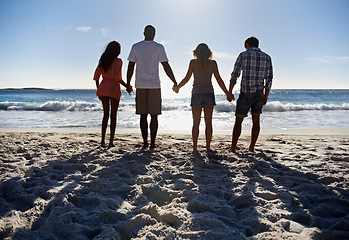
[0,89,348,130]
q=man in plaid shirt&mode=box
[229,36,273,152]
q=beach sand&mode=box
[0,128,348,239]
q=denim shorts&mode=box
[235,90,265,117]
[191,93,216,107]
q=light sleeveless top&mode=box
[192,60,214,94]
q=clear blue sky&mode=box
[0,0,348,95]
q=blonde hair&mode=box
[193,43,212,72]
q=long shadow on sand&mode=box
[189,149,349,239]
[239,151,349,239]
[0,141,154,239]
[189,150,249,239]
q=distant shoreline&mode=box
[1,87,54,91]
[1,88,349,91]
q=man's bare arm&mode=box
[161,62,177,86]
[264,88,270,105]
[127,61,135,86]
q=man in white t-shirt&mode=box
[127,25,177,149]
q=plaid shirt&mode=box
[230,47,273,93]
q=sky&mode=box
[0,0,348,97]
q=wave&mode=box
[0,101,101,111]
[265,101,349,112]
[1,100,348,112]
[215,101,349,113]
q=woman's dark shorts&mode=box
[191,93,216,107]
[235,90,265,117]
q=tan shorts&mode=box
[136,88,162,115]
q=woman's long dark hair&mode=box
[99,41,121,72]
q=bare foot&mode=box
[150,144,156,149]
[108,143,115,148]
[230,146,240,152]
[142,143,149,149]
[101,141,106,148]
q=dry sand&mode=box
[0,128,348,239]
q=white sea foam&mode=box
[39,101,101,111]
[215,101,349,113]
[0,101,101,111]
[264,101,349,112]
[2,100,348,112]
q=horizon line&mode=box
[1,87,349,91]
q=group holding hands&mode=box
[94,25,273,152]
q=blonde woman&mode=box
[173,43,234,151]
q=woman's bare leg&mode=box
[192,106,202,150]
[109,98,119,147]
[100,97,110,147]
[203,105,214,150]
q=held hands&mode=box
[172,84,180,93]
[126,84,133,95]
[226,92,235,102]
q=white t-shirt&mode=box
[127,40,169,89]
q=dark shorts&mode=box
[236,90,265,118]
[191,93,216,107]
[136,88,162,115]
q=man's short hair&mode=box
[245,36,259,48]
[144,25,155,34]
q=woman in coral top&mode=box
[93,41,132,147]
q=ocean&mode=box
[0,89,348,130]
